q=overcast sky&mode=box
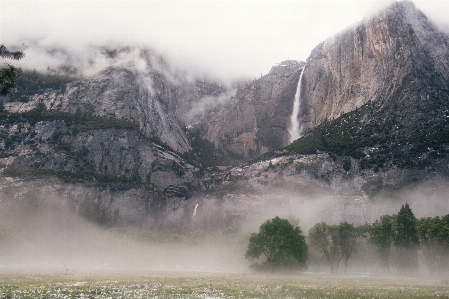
[1,0,448,80]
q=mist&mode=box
[1,175,449,275]
[2,1,448,82]
[184,89,237,124]
[0,181,248,274]
[2,0,449,279]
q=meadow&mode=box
[0,270,448,299]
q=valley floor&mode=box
[0,269,448,298]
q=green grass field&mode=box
[0,271,448,299]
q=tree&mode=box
[368,214,396,272]
[308,221,361,273]
[395,202,419,272]
[417,215,449,274]
[308,222,340,273]
[245,216,308,270]
[337,221,359,273]
[0,45,24,96]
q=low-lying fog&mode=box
[1,177,448,275]
[0,190,247,273]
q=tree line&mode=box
[245,203,449,274]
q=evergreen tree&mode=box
[395,202,419,272]
[0,45,25,96]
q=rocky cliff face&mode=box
[202,61,304,159]
[0,115,197,195]
[201,2,449,159]
[300,1,449,133]
[0,48,231,200]
[1,1,449,229]
[6,66,228,154]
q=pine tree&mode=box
[0,45,25,95]
[395,202,419,272]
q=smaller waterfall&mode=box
[192,204,199,218]
[288,66,305,143]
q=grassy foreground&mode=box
[0,271,448,299]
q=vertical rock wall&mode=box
[202,61,304,159]
[300,1,449,133]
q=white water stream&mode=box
[288,66,305,143]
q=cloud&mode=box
[184,89,237,124]
[1,1,448,81]
[414,0,449,32]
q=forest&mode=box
[245,203,449,275]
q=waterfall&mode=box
[288,66,305,143]
[192,204,199,218]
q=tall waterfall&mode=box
[288,66,305,143]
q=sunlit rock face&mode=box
[300,1,449,133]
[202,60,304,159]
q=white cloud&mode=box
[1,0,447,80]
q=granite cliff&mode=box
[300,1,449,134]
[1,1,449,228]
[195,0,449,223]
[0,48,230,201]
[202,60,304,159]
[202,1,449,158]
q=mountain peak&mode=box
[373,0,444,37]
[301,0,449,134]
[369,0,419,18]
[385,0,426,22]
[389,0,417,11]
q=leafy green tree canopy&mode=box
[245,216,308,270]
[308,222,339,273]
[0,45,25,96]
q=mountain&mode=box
[287,2,449,167]
[1,1,449,227]
[198,1,449,201]
[201,60,304,159]
[256,1,449,197]
[0,48,231,201]
[300,1,449,133]
[202,1,449,160]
